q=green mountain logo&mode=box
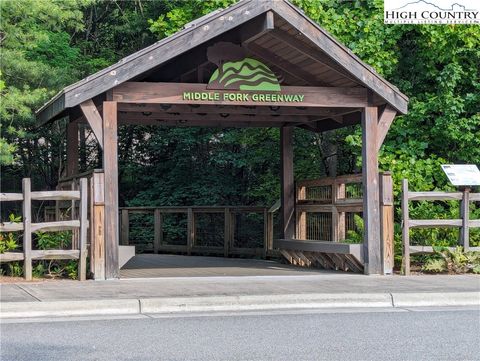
[207,57,281,91]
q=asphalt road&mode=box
[1,308,479,361]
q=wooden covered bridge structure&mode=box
[36,0,408,279]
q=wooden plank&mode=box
[408,192,463,201]
[0,193,23,201]
[224,208,230,258]
[469,193,480,201]
[274,239,364,263]
[402,179,410,275]
[376,106,397,151]
[272,0,408,114]
[121,209,129,246]
[103,101,119,279]
[22,179,32,280]
[332,182,346,242]
[269,28,359,85]
[154,209,162,254]
[263,208,268,258]
[91,171,105,280]
[409,219,462,228]
[410,246,480,254]
[245,42,317,85]
[0,222,23,232]
[31,249,80,260]
[470,220,480,228]
[0,253,25,262]
[112,83,368,108]
[66,121,79,177]
[78,178,88,281]
[187,208,194,256]
[380,172,394,274]
[280,127,295,239]
[80,99,104,149]
[362,105,381,274]
[31,220,80,233]
[30,191,80,201]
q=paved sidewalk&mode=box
[1,274,479,318]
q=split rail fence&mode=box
[0,178,88,280]
[401,179,480,275]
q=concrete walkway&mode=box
[1,271,479,318]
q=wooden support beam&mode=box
[103,101,119,279]
[113,83,368,108]
[80,99,104,149]
[117,103,353,117]
[241,11,274,45]
[362,104,381,274]
[376,105,396,151]
[91,171,105,280]
[78,178,88,281]
[380,172,394,275]
[66,121,79,176]
[280,126,295,239]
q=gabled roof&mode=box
[36,0,408,124]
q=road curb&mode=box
[1,292,478,319]
[391,292,480,308]
[0,299,140,319]
[140,293,392,314]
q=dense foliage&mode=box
[1,0,479,269]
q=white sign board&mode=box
[441,165,480,186]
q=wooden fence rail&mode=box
[401,179,480,275]
[0,178,88,281]
[119,206,275,258]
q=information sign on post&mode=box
[441,165,480,187]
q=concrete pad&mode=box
[0,299,140,318]
[392,292,480,308]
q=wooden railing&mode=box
[276,172,394,274]
[296,173,364,242]
[0,178,88,281]
[401,179,480,275]
[119,206,275,258]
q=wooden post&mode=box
[460,188,470,251]
[66,121,79,177]
[380,172,394,275]
[224,208,230,257]
[401,179,410,276]
[22,178,32,281]
[187,208,194,255]
[120,209,129,246]
[91,171,105,280]
[296,185,307,239]
[362,104,381,274]
[154,209,162,254]
[280,126,295,239]
[103,101,119,279]
[332,181,346,242]
[71,181,79,249]
[78,178,88,281]
[263,208,268,258]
